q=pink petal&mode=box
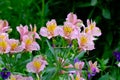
[39,27,48,37]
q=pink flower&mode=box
[75,72,85,80]
[8,39,24,53]
[29,24,40,39]
[0,39,10,54]
[26,55,48,73]
[0,33,9,40]
[17,24,40,41]
[0,20,10,33]
[59,22,80,40]
[66,13,83,27]
[74,61,84,70]
[9,74,33,80]
[69,72,85,80]
[88,61,99,73]
[40,19,59,39]
[21,35,40,52]
[85,19,101,37]
[77,33,95,51]
[17,25,29,40]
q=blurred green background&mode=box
[0,0,120,59]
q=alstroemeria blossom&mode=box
[26,55,48,73]
[66,13,83,27]
[40,19,60,39]
[59,22,79,39]
[77,33,95,51]
[21,35,40,52]
[17,24,40,41]
[88,61,99,73]
[85,19,101,37]
[0,33,9,40]
[8,39,24,53]
[74,61,84,70]
[17,25,29,40]
[0,20,10,33]
[9,74,33,80]
[0,39,10,53]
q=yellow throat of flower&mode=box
[47,23,56,34]
[63,25,73,36]
[33,61,41,70]
[10,76,16,80]
[25,38,33,45]
[80,36,88,45]
[90,23,95,30]
[0,40,7,50]
[11,43,18,50]
[0,35,6,40]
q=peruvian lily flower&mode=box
[77,33,95,51]
[0,39,10,53]
[88,61,99,74]
[9,74,33,80]
[29,24,40,39]
[85,19,101,37]
[0,33,9,40]
[0,20,10,33]
[59,22,80,40]
[69,72,85,80]
[17,25,29,40]
[66,13,83,28]
[8,39,24,53]
[40,19,60,39]
[17,24,40,41]
[26,55,48,74]
[74,60,84,71]
[21,35,40,52]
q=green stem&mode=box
[36,73,40,80]
[41,0,45,26]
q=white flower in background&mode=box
[117,62,120,67]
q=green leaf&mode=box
[77,3,91,8]
[75,51,86,59]
[98,73,109,80]
[46,40,54,54]
[91,0,97,6]
[102,8,111,19]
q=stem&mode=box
[36,73,40,80]
[41,0,45,26]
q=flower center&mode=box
[0,40,7,50]
[90,24,94,30]
[33,61,41,70]
[47,23,56,35]
[80,36,88,46]
[11,43,18,50]
[63,26,73,36]
[25,39,32,45]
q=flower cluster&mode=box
[0,20,40,54]
[62,58,100,80]
[40,12,101,51]
[0,12,102,80]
